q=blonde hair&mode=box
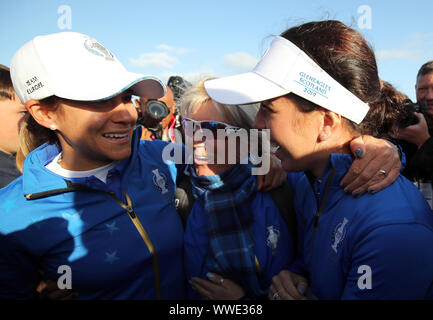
[179,77,259,130]
[16,97,60,172]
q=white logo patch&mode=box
[152,169,168,194]
[266,226,280,253]
[331,217,349,253]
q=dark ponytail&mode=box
[360,81,409,137]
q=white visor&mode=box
[204,36,370,124]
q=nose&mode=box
[111,95,137,125]
[254,107,267,130]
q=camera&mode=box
[145,99,169,120]
[136,99,169,128]
[397,99,427,128]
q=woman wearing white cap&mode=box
[204,20,433,299]
[0,32,187,299]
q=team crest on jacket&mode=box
[266,225,280,254]
[331,217,349,253]
[152,169,168,194]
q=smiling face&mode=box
[33,90,137,170]
[416,73,433,118]
[254,95,324,173]
[186,100,240,175]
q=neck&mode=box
[59,150,112,171]
[310,140,352,180]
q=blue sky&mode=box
[1,0,432,100]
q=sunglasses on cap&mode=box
[182,117,243,135]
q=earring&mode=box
[321,133,327,139]
[50,124,57,131]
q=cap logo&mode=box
[25,76,44,95]
[296,72,332,99]
[84,37,114,61]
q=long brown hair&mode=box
[16,96,60,172]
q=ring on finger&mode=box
[219,278,224,285]
[272,292,280,300]
[378,169,387,176]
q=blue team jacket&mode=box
[0,127,186,299]
[287,153,433,299]
[184,191,295,299]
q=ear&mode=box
[318,111,342,142]
[25,99,58,130]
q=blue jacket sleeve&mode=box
[183,203,209,299]
[341,223,433,299]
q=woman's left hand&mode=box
[190,272,245,300]
[340,135,401,196]
[256,154,286,192]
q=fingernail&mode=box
[355,149,363,158]
[344,188,350,194]
[368,187,375,193]
[353,192,360,198]
[206,272,215,279]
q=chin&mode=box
[106,148,132,161]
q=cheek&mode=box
[59,112,105,141]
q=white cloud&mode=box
[375,49,420,60]
[224,52,258,71]
[156,44,191,54]
[407,32,433,47]
[375,32,433,61]
[129,52,179,68]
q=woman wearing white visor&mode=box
[0,32,186,299]
[204,20,433,299]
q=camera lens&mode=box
[146,100,169,120]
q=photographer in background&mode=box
[0,64,26,188]
[138,76,189,143]
[389,61,433,207]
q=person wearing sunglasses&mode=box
[180,76,404,300]
[180,77,297,299]
[204,20,433,299]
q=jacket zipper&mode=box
[311,168,335,253]
[106,190,162,300]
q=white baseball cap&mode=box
[204,36,370,124]
[10,32,165,104]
